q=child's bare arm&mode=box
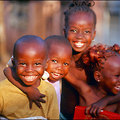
[85,92,120,117]
[3,67,46,108]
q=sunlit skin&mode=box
[98,56,120,95]
[64,12,96,82]
[87,55,120,113]
[65,12,96,59]
[61,12,96,118]
[13,41,46,87]
[46,43,72,83]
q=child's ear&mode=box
[11,57,15,67]
[94,71,102,82]
[45,60,49,70]
[63,28,67,38]
[92,30,96,40]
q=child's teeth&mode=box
[54,73,60,76]
[24,76,37,81]
[74,42,84,47]
[52,73,61,77]
[115,86,120,90]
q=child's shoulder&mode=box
[39,79,56,93]
[0,79,21,92]
[0,79,21,97]
[38,80,57,100]
[0,79,13,88]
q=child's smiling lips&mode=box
[51,72,63,79]
[114,85,120,91]
[73,40,86,48]
[22,76,38,81]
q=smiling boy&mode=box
[0,35,59,119]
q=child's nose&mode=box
[57,63,63,70]
[118,77,120,82]
[26,65,33,72]
[76,31,83,39]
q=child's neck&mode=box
[18,77,40,88]
[47,78,57,83]
[72,48,89,62]
[93,85,107,98]
[73,52,82,62]
[32,79,40,88]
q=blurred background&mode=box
[0,1,120,81]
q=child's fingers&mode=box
[89,107,98,117]
[89,107,102,117]
[38,98,46,103]
[85,106,91,115]
[39,93,45,98]
[34,101,41,108]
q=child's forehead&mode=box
[68,11,95,27]
[69,12,94,22]
[48,44,72,58]
[15,42,46,56]
[103,55,120,69]
[70,11,93,17]
[18,42,42,50]
[106,55,120,62]
[50,41,71,51]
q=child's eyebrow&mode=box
[68,26,77,28]
[33,60,43,62]
[17,60,26,62]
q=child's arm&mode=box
[3,67,46,109]
[85,92,120,117]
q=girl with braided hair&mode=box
[60,0,97,118]
[77,44,120,116]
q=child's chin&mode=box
[110,91,118,95]
[22,80,37,86]
[48,78,59,83]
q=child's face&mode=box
[100,56,120,94]
[14,43,46,86]
[46,44,72,82]
[65,12,96,53]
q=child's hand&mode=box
[85,97,108,117]
[25,87,46,109]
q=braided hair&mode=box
[64,0,96,29]
[76,44,120,85]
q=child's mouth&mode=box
[114,85,120,91]
[23,76,38,81]
[73,41,85,48]
[51,72,62,79]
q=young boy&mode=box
[4,35,72,112]
[0,35,59,119]
[45,35,72,111]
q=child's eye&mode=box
[19,63,26,66]
[52,60,57,63]
[35,63,41,66]
[70,29,77,33]
[115,75,120,78]
[63,63,69,66]
[84,31,91,34]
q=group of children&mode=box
[0,0,120,119]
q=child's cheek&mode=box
[36,67,44,76]
[16,66,25,74]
